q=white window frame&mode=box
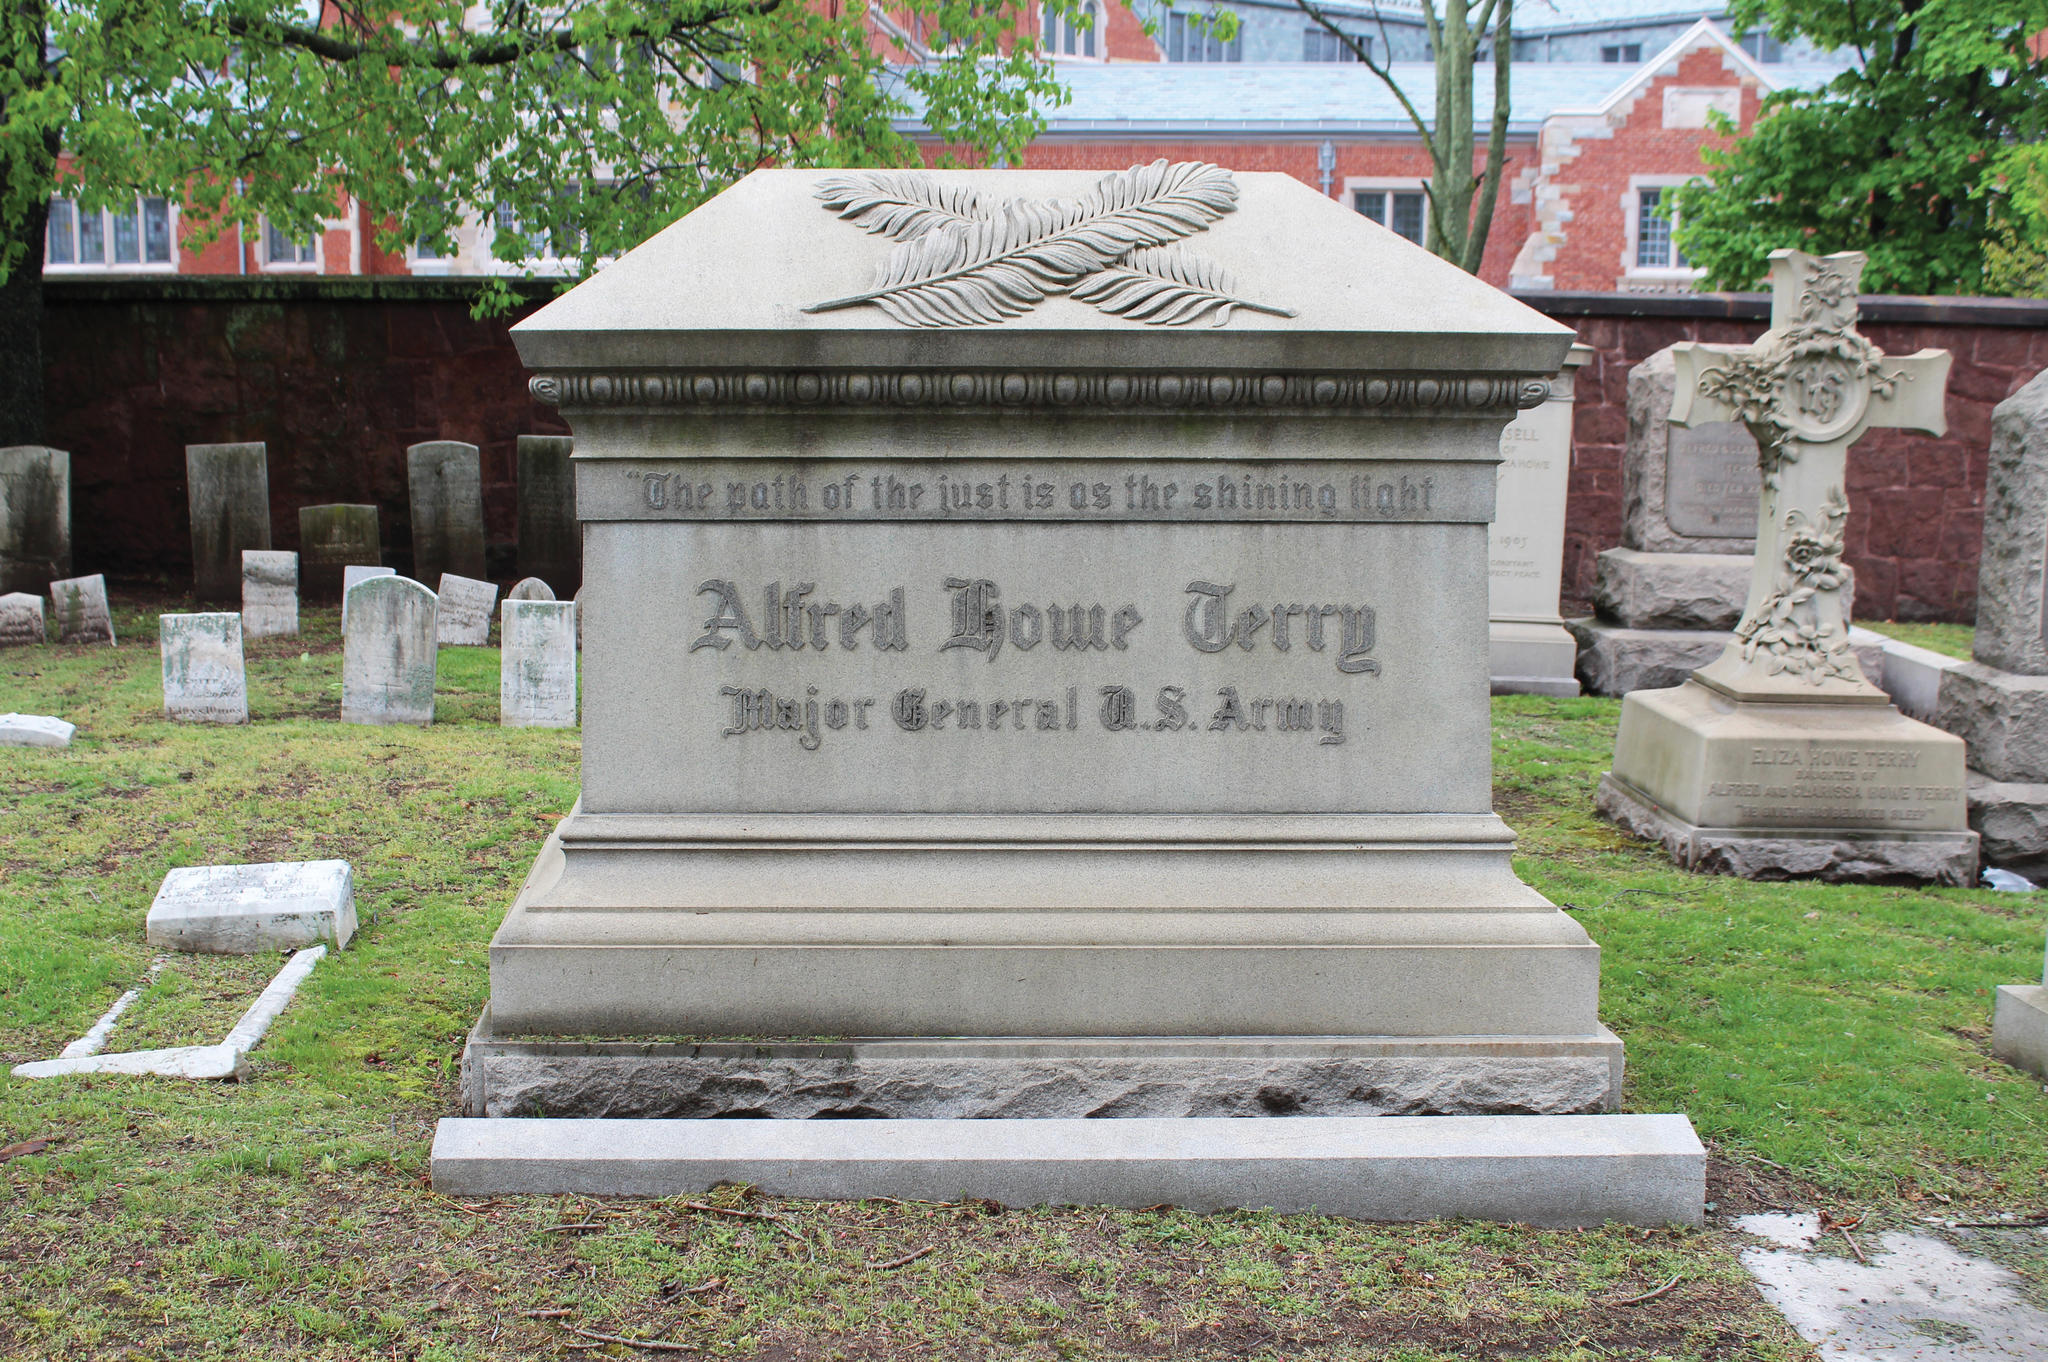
[1345,177,1430,247]
[1623,175,1704,283]
[258,216,323,272]
[44,195,179,274]
[1162,8,1241,62]
[1042,0,1103,59]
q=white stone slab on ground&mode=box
[436,572,498,645]
[144,859,355,954]
[431,1113,1706,1227]
[0,713,74,747]
[159,612,248,724]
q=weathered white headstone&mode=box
[469,165,1647,1144]
[1489,344,1589,696]
[0,590,45,647]
[342,575,438,725]
[0,445,70,594]
[518,434,580,596]
[145,859,356,954]
[49,573,113,645]
[341,564,396,630]
[298,504,381,599]
[241,550,299,639]
[501,599,577,728]
[0,713,73,747]
[436,573,499,645]
[408,441,486,585]
[186,442,272,603]
[507,576,555,601]
[1599,251,1972,884]
[160,613,248,723]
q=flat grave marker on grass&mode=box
[341,574,438,725]
[186,442,271,603]
[159,612,248,724]
[49,573,113,645]
[241,549,299,639]
[0,590,45,646]
[0,713,73,747]
[501,599,576,728]
[0,445,70,594]
[436,572,498,646]
[145,859,356,954]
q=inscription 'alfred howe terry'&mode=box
[695,576,1376,751]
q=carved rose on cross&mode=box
[1782,519,1847,588]
[1735,487,1862,684]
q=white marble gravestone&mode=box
[501,599,577,728]
[341,564,396,630]
[0,445,70,594]
[0,713,73,747]
[0,590,44,646]
[436,573,498,645]
[241,550,298,639]
[507,576,555,601]
[1598,251,1974,884]
[1489,344,1589,696]
[49,573,113,645]
[160,613,248,723]
[145,859,356,953]
[464,164,1646,1135]
[341,575,438,725]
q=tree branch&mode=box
[1293,0,1433,146]
[1462,0,1511,272]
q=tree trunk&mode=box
[0,194,48,448]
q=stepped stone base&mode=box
[1597,773,1977,885]
[1968,772,2048,879]
[431,1113,1707,1227]
[1490,619,1581,697]
[461,1009,1625,1119]
[1993,985,2048,1081]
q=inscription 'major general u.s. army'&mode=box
[803,161,1296,328]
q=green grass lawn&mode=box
[1854,619,1975,659]
[1,596,2041,1361]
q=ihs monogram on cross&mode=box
[1668,250,1951,701]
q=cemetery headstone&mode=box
[1489,344,1590,695]
[507,576,555,601]
[341,575,438,725]
[1598,250,1973,884]
[458,163,1692,1208]
[159,613,248,724]
[340,564,395,630]
[49,573,113,645]
[517,435,580,596]
[298,504,381,599]
[145,860,356,954]
[407,441,487,585]
[0,445,70,594]
[1928,368,2048,878]
[0,713,73,747]
[1992,937,2048,1080]
[186,442,272,603]
[241,550,299,639]
[0,591,45,647]
[501,599,577,728]
[436,573,499,645]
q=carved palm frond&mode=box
[1070,245,1296,326]
[813,173,994,241]
[805,160,1244,327]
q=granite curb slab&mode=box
[431,1113,1706,1227]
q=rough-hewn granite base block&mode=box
[431,1113,1706,1227]
[1967,772,2048,879]
[1567,618,1733,696]
[460,1010,1624,1119]
[1592,548,1752,631]
[1993,985,2048,1081]
[1597,773,1978,885]
[1936,665,2048,785]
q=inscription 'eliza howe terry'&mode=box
[690,578,1378,674]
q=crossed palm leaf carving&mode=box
[803,160,1296,328]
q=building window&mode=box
[1043,2,1098,57]
[1635,188,1686,270]
[1354,188,1426,246]
[1303,27,1367,61]
[1165,11,1240,62]
[45,196,173,268]
[1601,43,1642,63]
[264,219,319,267]
[1738,32,1783,62]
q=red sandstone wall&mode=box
[1559,308,2048,621]
[43,282,566,583]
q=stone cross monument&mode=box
[1599,250,1976,882]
